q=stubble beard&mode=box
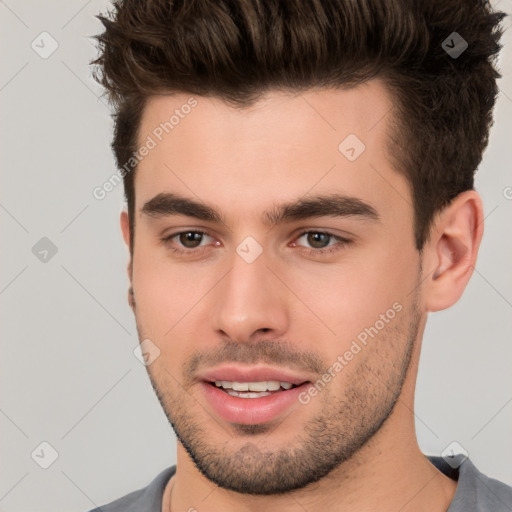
[138,293,420,495]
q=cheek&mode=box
[131,257,214,379]
[131,247,206,335]
[286,248,416,347]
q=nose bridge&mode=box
[211,247,289,341]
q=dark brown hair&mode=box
[92,0,506,254]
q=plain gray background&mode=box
[0,1,511,511]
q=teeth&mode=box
[226,390,273,398]
[232,382,249,391]
[214,380,295,391]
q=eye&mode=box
[293,230,351,255]
[175,231,211,248]
[160,230,215,253]
[297,232,336,249]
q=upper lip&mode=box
[198,365,312,386]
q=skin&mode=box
[119,80,483,512]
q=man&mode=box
[89,0,511,510]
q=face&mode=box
[124,81,424,494]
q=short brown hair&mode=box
[92,0,506,254]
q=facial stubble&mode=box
[135,289,420,495]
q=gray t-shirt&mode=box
[87,455,512,511]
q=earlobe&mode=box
[120,210,133,277]
[120,210,136,312]
[120,210,131,249]
[424,191,483,312]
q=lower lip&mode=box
[200,381,309,425]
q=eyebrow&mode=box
[141,192,380,226]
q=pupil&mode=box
[180,232,202,248]
[308,232,329,249]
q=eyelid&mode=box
[160,228,352,256]
[177,230,212,242]
[160,225,212,237]
[294,229,343,243]
[158,231,210,261]
[292,229,352,253]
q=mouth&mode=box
[200,379,312,425]
[206,379,302,398]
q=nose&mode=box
[210,249,290,343]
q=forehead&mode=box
[134,81,411,226]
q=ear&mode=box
[120,211,136,312]
[422,190,484,312]
[120,210,131,249]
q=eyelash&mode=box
[159,231,213,257]
[159,229,352,257]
